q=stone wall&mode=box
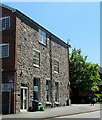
[16,15,70,112]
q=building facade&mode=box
[0,4,70,114]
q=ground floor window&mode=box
[33,78,40,101]
[55,82,59,102]
[46,80,51,102]
[20,84,28,111]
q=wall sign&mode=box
[1,83,14,92]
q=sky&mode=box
[3,2,100,65]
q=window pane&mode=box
[39,35,43,43]
[43,37,46,44]
[0,44,9,58]
[33,51,40,59]
[55,82,59,102]
[33,59,39,66]
[0,17,10,31]
[42,31,46,38]
[34,78,40,100]
[39,29,46,45]
[33,50,40,66]
[54,60,59,73]
[46,80,51,102]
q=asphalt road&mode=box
[46,110,101,119]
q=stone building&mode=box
[0,4,70,114]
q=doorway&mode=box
[20,87,28,112]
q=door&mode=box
[20,87,28,112]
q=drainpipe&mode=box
[67,39,71,105]
[49,35,54,107]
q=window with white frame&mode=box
[46,80,51,102]
[0,44,9,58]
[0,17,10,31]
[54,59,59,73]
[55,82,59,102]
[33,50,40,67]
[39,29,46,45]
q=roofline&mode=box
[1,3,68,47]
[16,9,68,47]
[0,3,16,12]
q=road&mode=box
[46,110,101,119]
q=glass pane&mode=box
[0,44,9,58]
[46,80,51,102]
[42,31,46,38]
[33,59,39,66]
[55,82,59,102]
[33,51,40,59]
[39,29,46,45]
[54,60,59,66]
[39,35,43,43]
[2,17,10,30]
[34,78,40,100]
[54,66,58,72]
[43,37,46,44]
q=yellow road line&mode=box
[44,109,102,120]
[56,110,101,119]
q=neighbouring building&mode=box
[0,4,70,114]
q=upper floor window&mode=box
[0,17,10,31]
[39,29,47,45]
[54,59,59,73]
[33,50,40,67]
[0,44,9,58]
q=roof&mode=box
[0,3,16,12]
[1,3,68,48]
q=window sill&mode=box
[33,64,40,68]
[39,41,47,46]
[55,102,60,105]
[46,102,52,105]
[39,102,42,105]
[54,71,59,74]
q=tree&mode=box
[70,48,101,96]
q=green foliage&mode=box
[70,48,101,95]
[95,94,102,99]
[95,94,102,103]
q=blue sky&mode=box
[4,2,100,65]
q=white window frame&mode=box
[33,49,40,67]
[39,29,47,45]
[0,44,9,58]
[0,16,10,31]
[54,59,59,73]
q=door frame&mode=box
[20,86,28,112]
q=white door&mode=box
[20,87,28,112]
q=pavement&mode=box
[1,104,102,119]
